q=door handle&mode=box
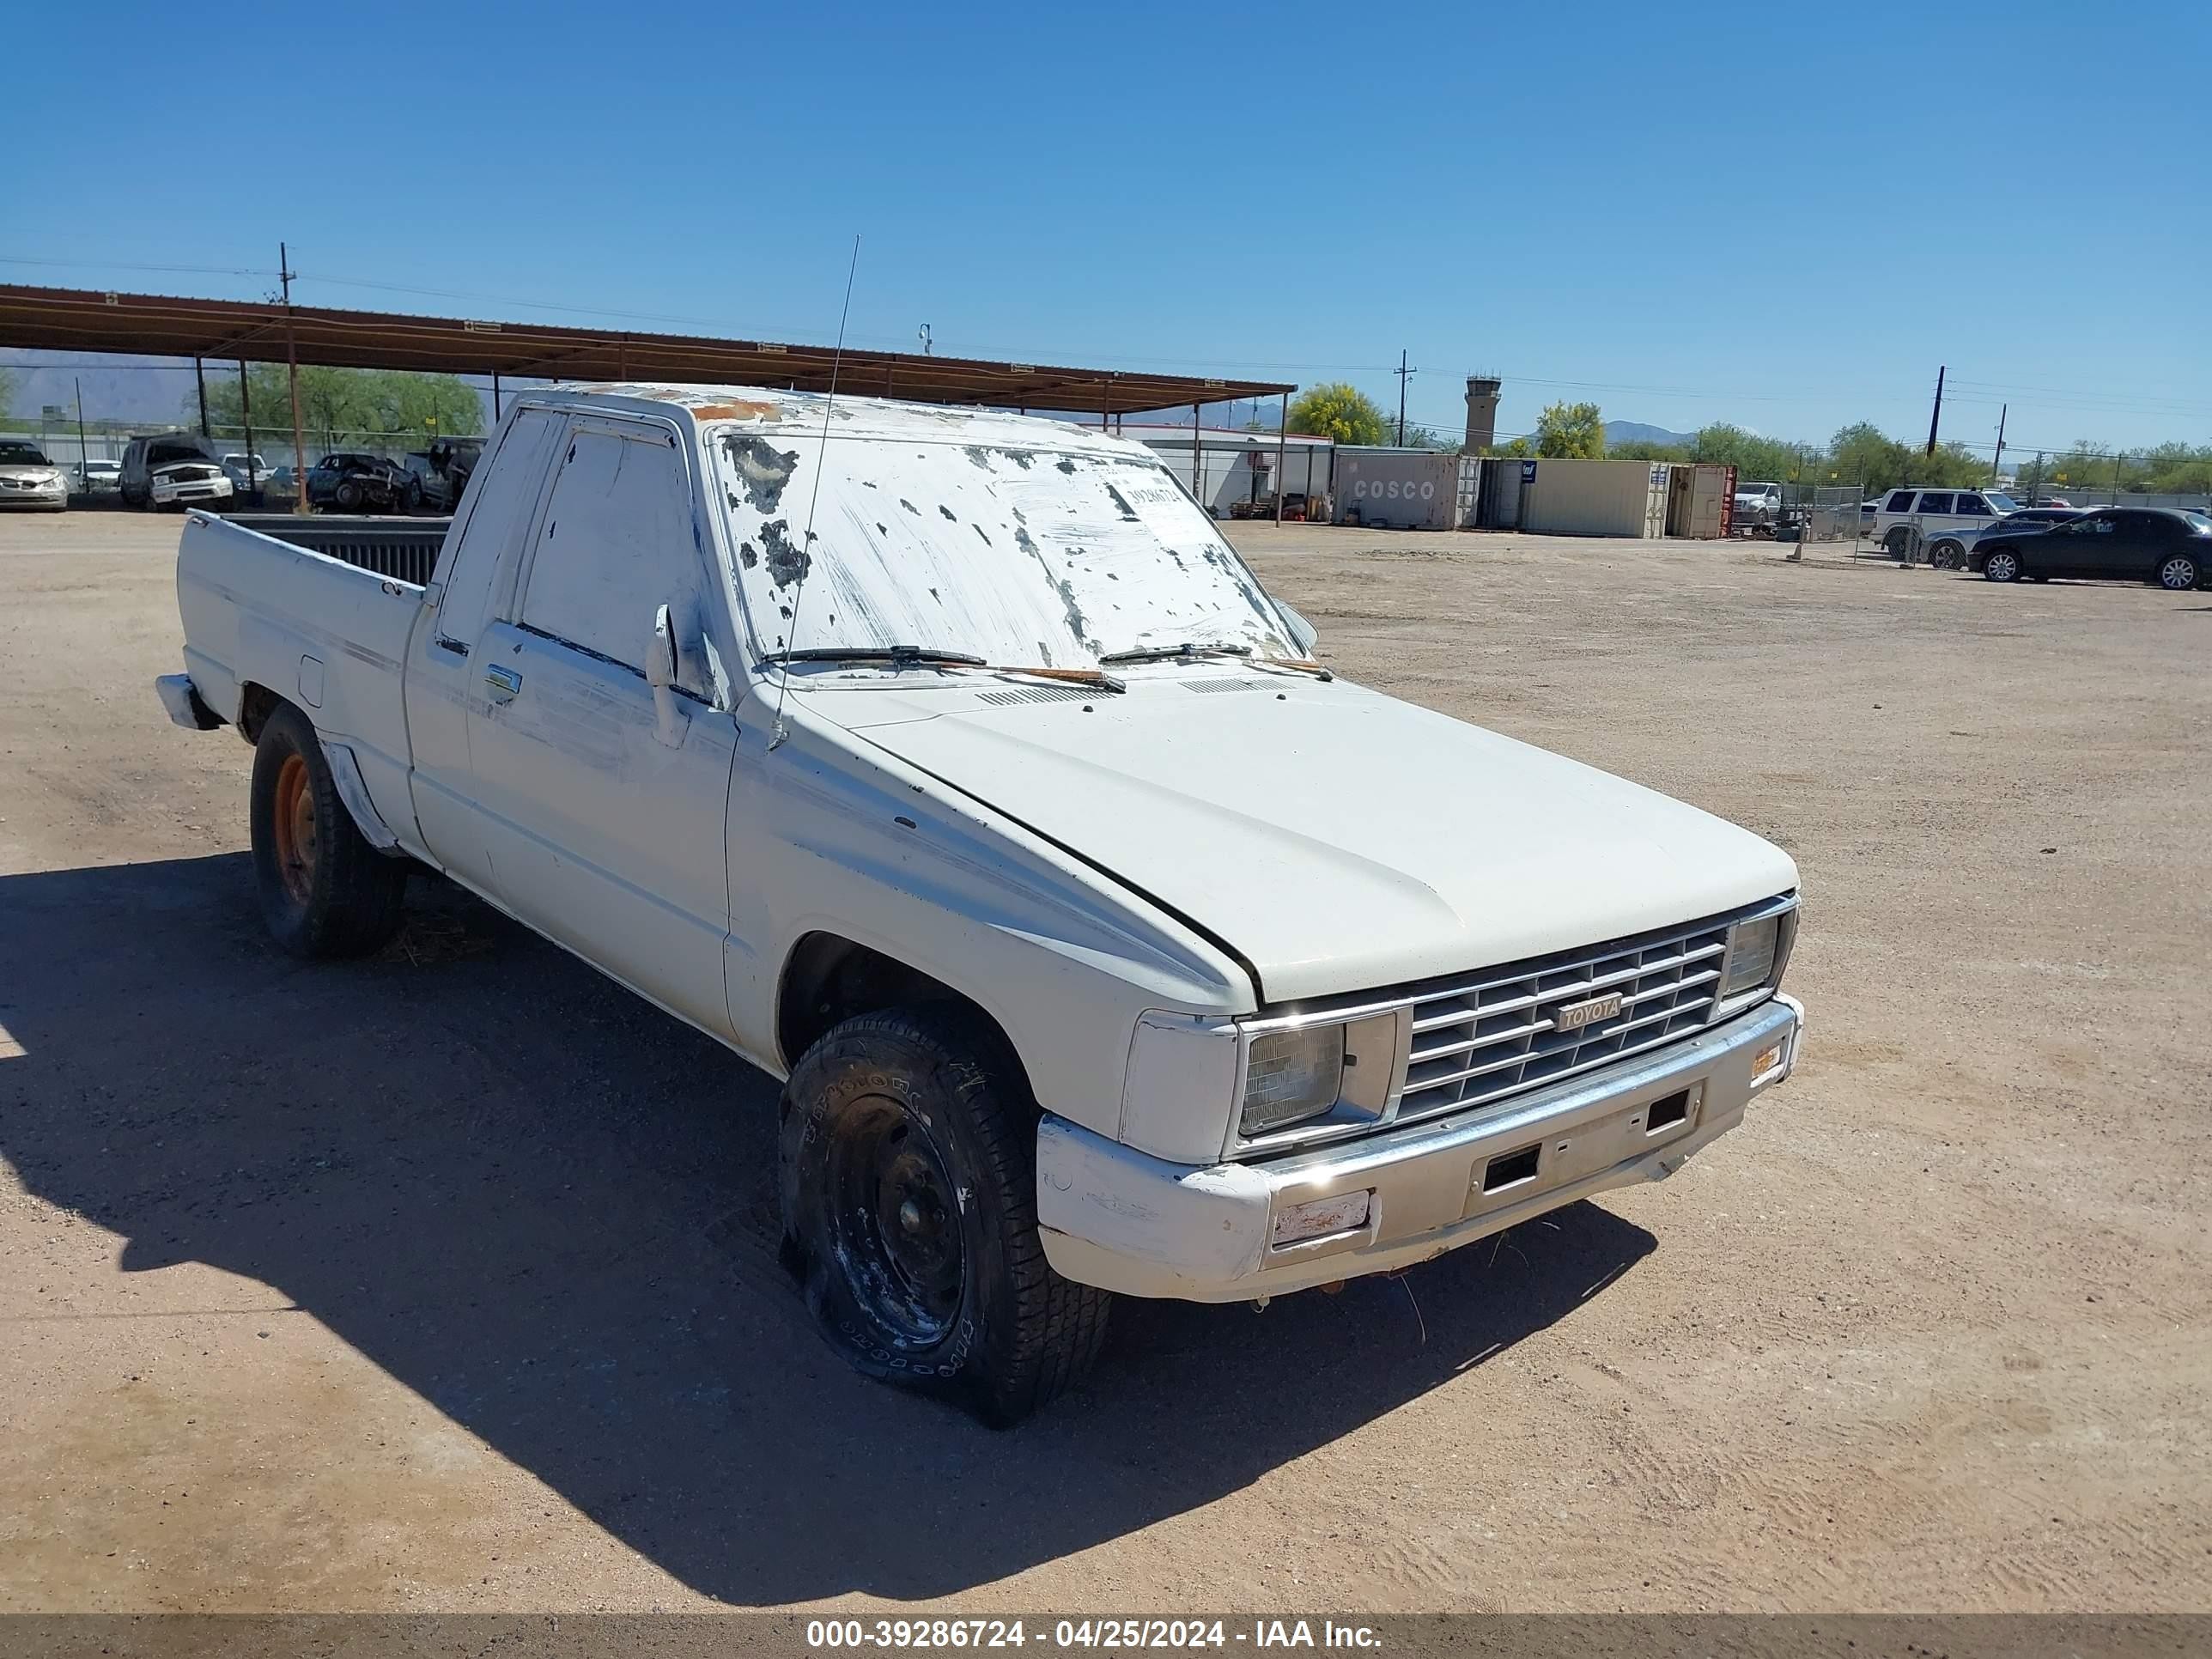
[484,663,523,702]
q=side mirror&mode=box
[1276,600,1320,657]
[646,603,689,748]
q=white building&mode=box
[1126,424,1335,518]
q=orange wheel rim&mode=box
[271,753,317,904]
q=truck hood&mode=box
[833,676,1798,1003]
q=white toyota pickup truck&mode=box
[158,384,1804,1422]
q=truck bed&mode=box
[222,514,448,586]
[175,512,430,846]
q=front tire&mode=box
[1928,539,1963,570]
[1984,549,2021,583]
[249,702,407,957]
[335,481,362,511]
[781,1007,1110,1425]
[2157,553,2203,591]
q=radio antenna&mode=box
[768,234,860,751]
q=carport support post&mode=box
[193,357,210,440]
[1273,392,1288,524]
[491,372,501,421]
[1192,403,1203,498]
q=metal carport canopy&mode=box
[0,284,1293,416]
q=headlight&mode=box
[1240,1024,1346,1138]
[1718,905,1796,1006]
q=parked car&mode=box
[119,431,220,508]
[156,384,1806,1421]
[259,465,300,504]
[221,453,272,491]
[149,461,234,511]
[1870,486,2021,557]
[0,441,70,511]
[398,444,483,513]
[1927,506,2083,571]
[306,453,408,512]
[76,459,123,493]
[1978,506,2210,590]
[1734,481,1784,535]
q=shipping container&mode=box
[1665,463,1733,538]
[1520,459,1671,538]
[1334,447,1460,530]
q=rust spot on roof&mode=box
[690,399,782,423]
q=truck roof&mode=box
[550,381,1152,462]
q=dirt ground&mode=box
[1,511,2206,1614]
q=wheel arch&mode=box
[776,931,1034,1102]
[236,680,283,744]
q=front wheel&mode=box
[1984,549,2021,583]
[1928,539,1964,570]
[334,481,361,511]
[2157,554,2203,591]
[250,702,408,957]
[781,1007,1109,1425]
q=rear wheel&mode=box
[781,1006,1109,1425]
[1984,549,2021,583]
[2157,554,2202,591]
[249,702,407,957]
[1882,526,1911,558]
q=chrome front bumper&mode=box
[1037,993,1802,1302]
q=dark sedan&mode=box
[1979,507,2210,590]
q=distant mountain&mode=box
[1603,419,1697,450]
[3,351,198,428]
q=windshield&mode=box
[0,443,52,466]
[711,432,1297,669]
[1985,491,2020,513]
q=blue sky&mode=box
[10,0,2209,453]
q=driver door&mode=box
[461,415,741,1041]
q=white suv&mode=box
[1871,486,2020,559]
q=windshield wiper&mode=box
[758,646,1126,693]
[1096,641,1254,665]
[759,645,988,667]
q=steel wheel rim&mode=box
[1989,554,2016,581]
[271,753,317,905]
[2160,558,2194,590]
[823,1096,965,1347]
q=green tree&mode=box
[0,366,16,421]
[1828,422,1911,494]
[193,368,484,453]
[1286,381,1389,447]
[1534,400,1605,459]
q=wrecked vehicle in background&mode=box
[157,384,1805,1423]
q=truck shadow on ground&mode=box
[0,854,1658,1605]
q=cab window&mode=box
[1954,494,1991,516]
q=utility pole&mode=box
[1924,364,1945,458]
[238,362,255,497]
[1395,349,1418,447]
[280,242,307,511]
[1989,404,2007,485]
[193,356,210,440]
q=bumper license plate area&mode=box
[1467,1083,1705,1218]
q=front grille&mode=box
[1394,915,1733,1123]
